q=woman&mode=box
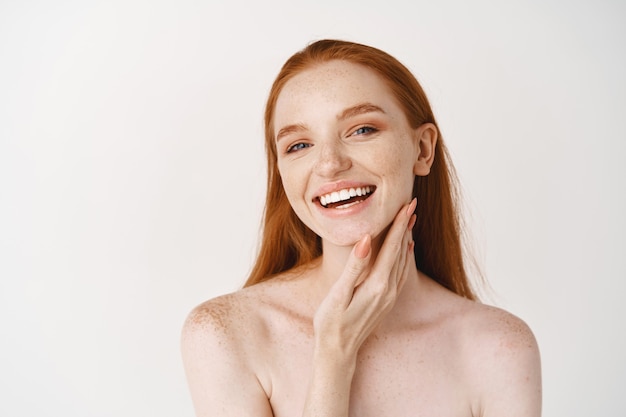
[181,39,541,416]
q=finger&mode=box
[396,234,415,293]
[397,212,416,282]
[373,198,416,272]
[408,213,417,231]
[398,211,417,289]
[395,228,411,286]
[395,240,413,294]
[358,217,412,307]
[388,246,401,288]
[387,227,410,287]
[384,229,407,297]
[329,234,372,308]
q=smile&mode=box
[318,186,376,209]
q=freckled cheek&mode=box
[375,146,416,194]
[278,164,309,205]
[374,145,411,174]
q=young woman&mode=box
[181,39,542,417]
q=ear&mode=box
[413,123,438,176]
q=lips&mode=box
[317,186,375,208]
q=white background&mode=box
[1,0,624,415]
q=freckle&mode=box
[193,295,241,334]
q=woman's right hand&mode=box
[312,197,417,362]
[302,199,417,416]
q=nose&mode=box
[313,141,352,178]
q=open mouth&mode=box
[317,186,376,209]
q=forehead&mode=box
[273,60,400,129]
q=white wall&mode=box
[1,0,624,415]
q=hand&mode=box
[313,198,417,359]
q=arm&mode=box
[181,301,274,417]
[303,199,417,416]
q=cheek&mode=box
[280,178,298,203]
[278,162,306,205]
[378,142,417,195]
[379,142,414,176]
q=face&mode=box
[273,60,428,248]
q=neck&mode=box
[311,233,421,313]
[317,235,383,290]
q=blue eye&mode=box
[286,142,311,153]
[353,126,377,136]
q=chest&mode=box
[265,326,473,417]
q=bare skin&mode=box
[181,204,541,416]
[181,60,541,416]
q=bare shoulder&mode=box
[460,302,539,354]
[181,287,274,417]
[420,278,539,354]
[182,289,260,341]
[458,301,542,417]
[181,275,299,341]
[181,285,275,371]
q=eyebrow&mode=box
[337,103,386,121]
[276,123,308,143]
[275,102,386,142]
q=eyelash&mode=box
[286,142,311,153]
[285,126,378,154]
[352,125,378,136]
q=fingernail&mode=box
[355,234,371,259]
[408,241,415,252]
[406,198,417,216]
[408,213,417,231]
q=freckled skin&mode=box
[181,61,541,417]
[190,297,230,332]
[182,270,541,417]
[274,61,420,248]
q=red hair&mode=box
[244,39,478,300]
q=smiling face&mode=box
[273,60,433,248]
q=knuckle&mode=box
[347,261,364,276]
[386,284,398,300]
[389,241,402,253]
[371,279,390,296]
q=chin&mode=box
[318,221,385,249]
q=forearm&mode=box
[302,347,357,417]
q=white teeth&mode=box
[318,186,374,207]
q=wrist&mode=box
[312,343,358,378]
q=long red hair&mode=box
[244,39,478,300]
